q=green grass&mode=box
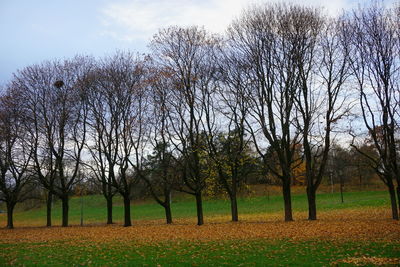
[0,239,399,266]
[6,190,390,226]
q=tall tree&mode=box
[201,41,254,222]
[0,89,34,229]
[86,52,148,227]
[150,26,218,225]
[144,65,180,224]
[229,3,319,221]
[294,16,352,220]
[346,4,400,219]
[12,56,93,226]
[85,66,119,225]
[12,62,56,226]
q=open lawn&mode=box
[0,189,390,227]
[0,190,399,266]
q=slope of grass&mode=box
[1,190,390,227]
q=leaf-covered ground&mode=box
[1,208,399,243]
[0,207,399,266]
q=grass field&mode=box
[1,189,390,226]
[0,189,399,266]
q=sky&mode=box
[0,0,397,84]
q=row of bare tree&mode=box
[0,2,399,229]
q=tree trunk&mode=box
[46,191,52,227]
[106,196,113,224]
[164,193,173,224]
[340,174,344,203]
[61,196,69,227]
[164,203,173,224]
[282,179,293,221]
[123,194,132,227]
[6,202,15,229]
[397,184,400,218]
[230,194,239,222]
[306,186,317,220]
[195,192,204,226]
[388,182,399,220]
[230,178,239,222]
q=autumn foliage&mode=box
[0,208,398,244]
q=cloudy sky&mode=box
[0,0,396,83]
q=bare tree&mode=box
[150,26,218,225]
[0,88,34,229]
[12,56,93,226]
[294,16,352,220]
[142,65,181,224]
[85,66,119,225]
[203,43,254,222]
[346,4,400,219]
[229,4,323,221]
[86,52,148,227]
[12,62,56,226]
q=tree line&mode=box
[0,2,399,228]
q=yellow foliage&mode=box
[292,160,306,185]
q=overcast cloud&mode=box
[0,0,396,84]
[100,0,350,42]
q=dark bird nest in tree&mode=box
[54,80,64,88]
